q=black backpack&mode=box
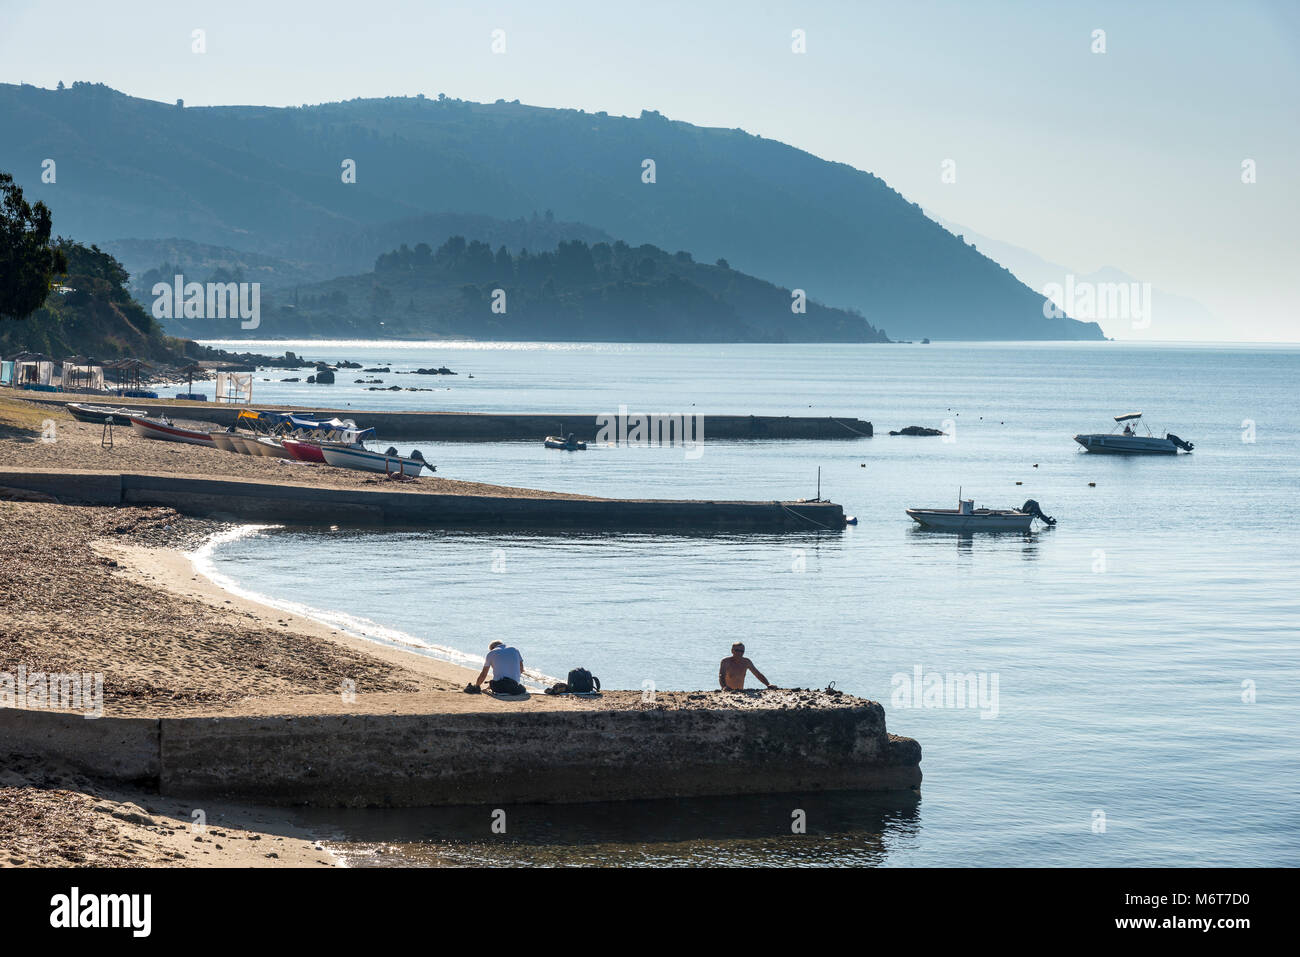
[566,668,601,694]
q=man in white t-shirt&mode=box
[474,640,526,694]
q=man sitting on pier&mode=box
[719,642,776,691]
[472,640,527,695]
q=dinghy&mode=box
[209,431,240,453]
[544,433,587,450]
[128,416,217,447]
[66,402,146,425]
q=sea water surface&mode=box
[196,340,1300,867]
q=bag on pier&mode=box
[566,668,601,694]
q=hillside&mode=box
[157,236,889,342]
[102,212,618,302]
[0,82,1105,340]
[0,239,198,362]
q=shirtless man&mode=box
[719,642,775,690]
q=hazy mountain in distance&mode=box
[930,214,1224,340]
[156,235,890,343]
[104,213,617,299]
[1,81,1104,340]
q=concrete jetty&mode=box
[0,695,922,807]
[0,469,848,531]
[24,394,873,441]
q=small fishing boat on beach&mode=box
[223,433,258,455]
[128,415,217,447]
[544,433,587,450]
[208,410,376,461]
[281,437,327,463]
[320,445,432,478]
[1074,413,1194,454]
[253,437,294,459]
[65,402,146,425]
[907,494,1056,532]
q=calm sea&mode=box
[195,340,1300,867]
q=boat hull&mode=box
[320,445,425,477]
[129,417,216,447]
[906,509,1034,532]
[281,438,326,463]
[255,437,293,459]
[210,432,239,453]
[1074,433,1179,454]
[544,435,587,450]
[66,403,146,425]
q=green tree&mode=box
[0,171,68,320]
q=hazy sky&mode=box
[3,0,1297,340]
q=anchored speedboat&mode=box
[1074,413,1194,454]
[907,494,1056,532]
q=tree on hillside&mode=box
[0,171,68,320]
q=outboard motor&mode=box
[1021,499,1057,526]
[384,446,400,456]
[1165,433,1194,452]
[407,449,433,472]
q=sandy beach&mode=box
[1,393,872,866]
[3,400,599,499]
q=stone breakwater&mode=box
[0,691,921,807]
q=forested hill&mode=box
[157,236,890,343]
[0,83,1104,340]
[0,240,197,362]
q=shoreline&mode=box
[110,532,484,695]
[2,396,918,863]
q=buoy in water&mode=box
[1088,482,1096,487]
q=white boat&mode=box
[254,437,293,459]
[224,434,258,455]
[544,433,587,450]
[320,445,431,478]
[209,431,239,453]
[128,416,216,447]
[907,494,1055,532]
[1074,413,1194,454]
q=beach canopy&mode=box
[1113,412,1143,422]
[237,409,374,443]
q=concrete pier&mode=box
[20,394,873,441]
[0,469,847,532]
[0,697,922,807]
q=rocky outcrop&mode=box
[889,425,945,436]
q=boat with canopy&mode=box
[1074,413,1194,454]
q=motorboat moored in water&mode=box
[907,494,1056,532]
[1074,412,1194,454]
[544,433,587,450]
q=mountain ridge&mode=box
[1,82,1105,341]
